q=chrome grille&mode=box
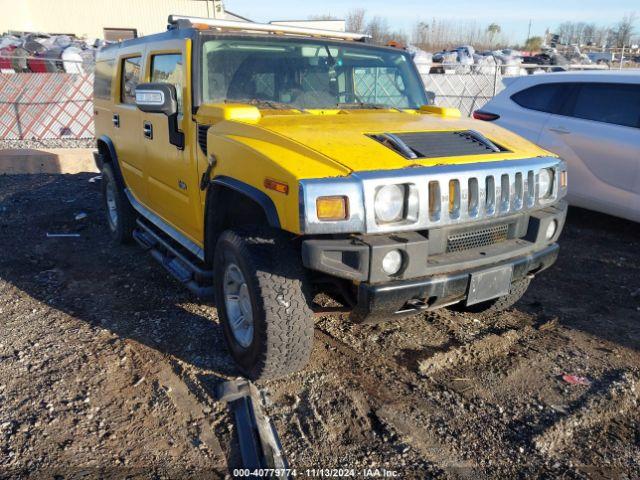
[299,157,567,235]
[447,224,510,253]
[426,168,537,224]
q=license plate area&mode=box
[466,265,513,306]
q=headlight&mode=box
[374,184,405,224]
[538,168,554,199]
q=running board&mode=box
[133,220,214,299]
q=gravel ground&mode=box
[0,139,95,150]
[0,173,638,479]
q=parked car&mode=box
[475,71,640,222]
[587,52,614,65]
[94,15,568,380]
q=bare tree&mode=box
[410,18,507,51]
[308,14,339,21]
[557,22,575,44]
[366,16,391,44]
[614,13,637,47]
[594,26,611,47]
[412,21,429,45]
[582,23,597,45]
[346,8,367,33]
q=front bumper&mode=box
[351,243,558,322]
[302,201,567,322]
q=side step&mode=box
[133,220,214,299]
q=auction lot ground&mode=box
[0,173,638,479]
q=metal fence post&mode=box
[493,64,499,96]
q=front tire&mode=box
[213,227,314,380]
[101,163,136,244]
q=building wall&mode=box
[0,0,238,39]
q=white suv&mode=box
[476,71,640,222]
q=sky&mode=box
[225,0,638,44]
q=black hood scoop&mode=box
[369,130,509,159]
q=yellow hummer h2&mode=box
[94,16,567,380]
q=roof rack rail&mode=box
[167,15,370,42]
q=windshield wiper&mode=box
[337,102,400,111]
[226,98,307,112]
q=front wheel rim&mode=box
[105,181,118,230]
[223,263,254,348]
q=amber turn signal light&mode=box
[316,196,348,221]
[264,178,289,194]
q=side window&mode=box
[120,56,141,104]
[569,83,640,128]
[150,53,184,114]
[511,83,567,114]
[94,59,114,100]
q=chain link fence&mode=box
[424,70,503,117]
[424,63,609,117]
[0,56,94,140]
[0,58,607,140]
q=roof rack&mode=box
[167,15,370,42]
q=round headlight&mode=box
[374,185,405,224]
[382,250,403,275]
[538,168,554,199]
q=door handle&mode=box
[549,126,570,135]
[112,113,120,128]
[143,121,153,139]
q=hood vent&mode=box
[370,130,509,160]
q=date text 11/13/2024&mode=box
[232,468,400,477]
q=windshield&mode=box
[201,37,427,110]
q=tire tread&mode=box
[215,227,314,380]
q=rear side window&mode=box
[94,59,114,100]
[511,83,567,114]
[150,53,184,114]
[120,56,141,104]
[569,83,640,128]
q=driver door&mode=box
[141,39,202,243]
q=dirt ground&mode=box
[0,173,638,479]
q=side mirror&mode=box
[135,83,184,149]
[135,83,178,116]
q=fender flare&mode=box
[209,176,281,228]
[96,135,126,187]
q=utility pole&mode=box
[526,19,532,47]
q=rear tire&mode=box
[451,277,531,319]
[213,227,314,380]
[101,163,136,244]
